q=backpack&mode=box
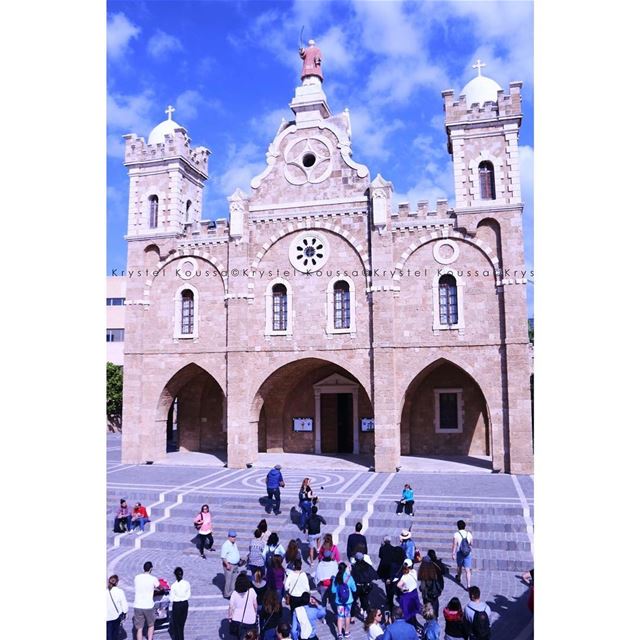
[336,580,351,604]
[424,578,443,600]
[458,532,472,557]
[469,606,491,639]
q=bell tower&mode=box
[123,106,211,238]
[443,61,523,211]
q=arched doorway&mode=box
[253,358,373,456]
[156,363,226,454]
[400,359,490,458]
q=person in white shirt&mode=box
[363,608,386,640]
[169,567,191,640]
[133,561,160,640]
[284,558,311,610]
[452,519,474,590]
[107,574,129,640]
[221,530,241,598]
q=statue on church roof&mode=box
[299,39,323,83]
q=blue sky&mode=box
[107,0,533,312]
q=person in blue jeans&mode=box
[265,465,285,515]
[298,478,313,531]
[396,484,414,516]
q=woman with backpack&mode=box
[193,504,214,559]
[443,597,468,640]
[397,559,421,629]
[263,532,286,568]
[350,552,378,619]
[331,562,357,639]
[417,549,444,618]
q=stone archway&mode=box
[400,358,491,458]
[156,363,226,454]
[252,358,373,457]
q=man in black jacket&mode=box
[377,536,406,613]
[346,522,368,560]
[350,552,378,619]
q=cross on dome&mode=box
[472,59,486,77]
[165,105,175,121]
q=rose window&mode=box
[288,232,330,273]
[283,136,332,185]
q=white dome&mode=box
[148,112,183,145]
[461,74,502,106]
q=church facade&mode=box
[120,47,533,474]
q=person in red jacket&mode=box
[131,502,151,534]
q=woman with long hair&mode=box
[169,567,191,640]
[106,574,128,640]
[298,477,313,532]
[251,568,268,608]
[257,519,270,543]
[258,589,283,640]
[330,562,357,639]
[363,608,385,640]
[263,532,286,568]
[417,549,444,618]
[193,504,213,559]
[284,539,302,570]
[228,573,258,640]
[266,554,286,600]
[321,533,340,562]
[443,597,468,640]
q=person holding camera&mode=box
[107,574,128,640]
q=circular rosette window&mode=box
[283,135,332,185]
[288,232,330,273]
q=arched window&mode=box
[180,289,194,335]
[438,274,458,325]
[478,161,496,200]
[185,200,192,222]
[272,283,287,331]
[333,280,351,329]
[149,195,159,228]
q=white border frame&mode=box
[434,388,464,434]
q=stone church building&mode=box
[120,46,533,474]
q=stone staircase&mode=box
[107,488,532,573]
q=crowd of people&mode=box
[108,468,508,640]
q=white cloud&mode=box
[316,25,352,72]
[107,13,140,61]
[392,158,454,211]
[175,90,203,120]
[250,108,291,142]
[348,105,404,161]
[216,142,265,197]
[352,0,423,57]
[107,90,157,156]
[147,30,183,60]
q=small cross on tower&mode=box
[472,59,486,77]
[165,105,175,121]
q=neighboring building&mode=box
[119,48,533,474]
[107,276,126,365]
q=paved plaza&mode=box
[107,434,533,639]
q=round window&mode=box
[288,232,330,273]
[302,153,316,168]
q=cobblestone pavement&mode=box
[107,434,533,639]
